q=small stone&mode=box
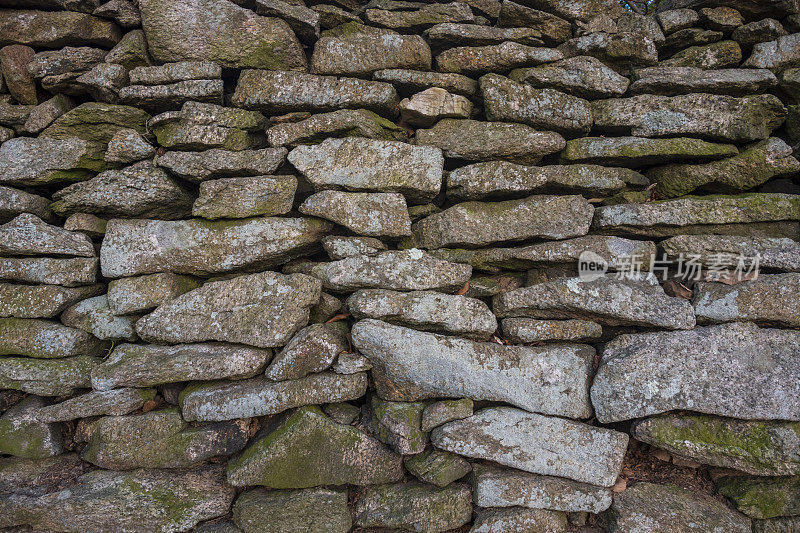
[699,7,743,33]
[0,186,52,224]
[433,407,628,487]
[92,342,271,390]
[509,55,629,99]
[0,137,94,186]
[693,273,800,327]
[309,292,343,323]
[265,322,349,381]
[558,32,658,74]
[0,396,62,459]
[156,147,287,182]
[129,61,220,85]
[181,372,368,421]
[374,68,478,96]
[661,40,742,69]
[404,449,471,487]
[716,476,800,519]
[103,128,154,164]
[74,62,128,103]
[266,108,406,147]
[0,45,37,105]
[0,9,121,48]
[312,4,360,29]
[255,0,320,43]
[233,488,351,533]
[560,136,738,167]
[63,214,107,238]
[733,19,788,50]
[744,32,800,71]
[399,87,472,127]
[472,463,613,513]
[415,118,566,164]
[60,294,137,341]
[120,79,223,113]
[93,0,141,28]
[29,388,155,422]
[226,405,403,487]
[1,317,108,359]
[502,318,602,343]
[352,319,593,418]
[332,352,372,374]
[0,283,102,319]
[150,101,267,151]
[575,11,664,45]
[657,9,699,34]
[311,34,431,77]
[136,271,321,348]
[365,3,474,32]
[0,257,98,287]
[436,42,563,76]
[425,22,544,49]
[661,234,800,272]
[322,402,360,425]
[630,67,778,96]
[104,29,150,70]
[21,94,75,136]
[365,395,427,454]
[497,1,572,45]
[193,175,297,219]
[347,289,497,340]
[354,482,472,532]
[421,399,473,432]
[322,236,387,260]
[592,322,800,423]
[299,191,411,237]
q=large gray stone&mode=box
[509,55,629,99]
[0,318,108,358]
[100,216,331,277]
[233,488,352,533]
[139,0,306,70]
[0,186,53,224]
[0,137,94,186]
[591,322,800,422]
[560,136,738,167]
[0,214,94,257]
[351,319,593,418]
[744,33,800,71]
[0,355,99,396]
[661,234,800,272]
[693,273,800,327]
[136,271,321,348]
[265,323,348,381]
[311,34,431,77]
[558,32,658,74]
[0,396,62,459]
[432,407,629,487]
[156,147,287,182]
[193,175,297,220]
[106,272,201,315]
[288,137,442,204]
[630,67,778,96]
[373,67,478,96]
[0,258,97,288]
[436,43,563,76]
[0,9,121,48]
[28,388,155,422]
[0,283,102,319]
[299,191,411,237]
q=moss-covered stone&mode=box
[717,476,800,519]
[0,354,100,396]
[233,488,352,533]
[365,395,428,455]
[404,448,471,487]
[0,396,62,459]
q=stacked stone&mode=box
[0,0,799,531]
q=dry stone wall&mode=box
[0,0,799,531]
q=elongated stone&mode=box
[404,449,471,487]
[352,319,593,418]
[630,67,777,96]
[265,323,348,381]
[0,137,95,187]
[744,33,800,71]
[266,108,406,147]
[509,55,629,99]
[119,79,224,113]
[106,272,201,315]
[30,388,155,423]
[0,214,94,257]
[0,283,102,319]
[226,406,403,487]
[181,372,367,421]
[717,476,800,519]
[311,34,431,77]
[558,32,658,74]
[432,407,628,487]
[436,42,562,76]
[494,274,696,329]
[0,355,99,396]
[347,289,497,340]
[425,23,542,49]
[136,271,321,348]
[592,322,800,423]
[0,10,121,48]
[288,137,442,204]
[374,68,477,96]
[561,136,738,167]
[156,147,287,182]
[409,195,593,249]
[299,191,411,237]
[472,463,612,513]
[193,175,297,220]
[502,318,602,343]
[693,273,800,327]
[365,3,474,32]
[661,235,800,272]
[472,508,567,533]
[0,318,108,358]
[100,216,331,277]
[0,258,97,287]
[322,235,387,260]
[233,488,352,533]
[0,186,53,224]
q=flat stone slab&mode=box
[494,274,696,329]
[0,137,94,187]
[193,175,297,220]
[0,355,100,396]
[560,136,738,167]
[509,55,630,99]
[106,272,201,315]
[233,488,352,533]
[288,137,443,204]
[630,67,777,96]
[591,322,800,423]
[0,318,108,359]
[155,147,287,182]
[0,214,94,257]
[661,235,800,272]
[693,273,800,327]
[136,271,321,348]
[0,283,102,319]
[431,407,629,487]
[436,43,562,76]
[374,68,477,96]
[265,323,349,381]
[92,342,272,390]
[352,319,593,418]
[299,191,411,237]
[266,108,407,147]
[311,34,431,77]
[29,388,156,422]
[502,318,602,343]
[100,216,331,277]
[180,372,368,421]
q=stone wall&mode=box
[1,0,799,531]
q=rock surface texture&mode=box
[0,0,798,531]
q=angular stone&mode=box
[265,323,348,381]
[593,322,800,422]
[410,195,593,249]
[104,29,150,70]
[607,482,751,533]
[129,61,221,85]
[0,283,102,319]
[561,136,738,168]
[661,235,800,272]
[52,164,195,219]
[233,488,351,533]
[288,137,442,203]
[332,351,372,374]
[104,128,155,164]
[0,396,62,459]
[0,186,52,225]
[156,147,287,182]
[322,235,387,260]
[299,191,411,237]
[253,0,318,43]
[509,55,629,99]
[436,43,562,76]
[352,319,593,418]
[21,94,75,136]
[473,463,612,513]
[347,289,496,340]
[734,19,788,50]
[0,10,121,48]
[61,294,137,341]
[425,22,545,48]
[0,45,36,105]
[693,273,800,327]
[0,137,94,187]
[633,413,800,476]
[106,273,199,315]
[0,465,234,532]
[421,399,473,432]
[136,271,321,348]
[140,0,305,70]
[405,449,471,487]
[661,28,724,56]
[365,3,474,32]
[232,70,399,117]
[432,407,628,487]
[630,67,778,96]
[664,40,743,69]
[150,101,267,151]
[181,372,367,421]
[592,193,800,238]
[226,405,403,487]
[93,0,141,28]
[481,73,592,135]
[447,161,643,200]
[754,516,800,533]
[415,118,565,164]
[502,318,602,343]
[399,87,472,127]
[101,216,331,277]
[472,508,567,533]
[0,257,98,287]
[498,1,572,45]
[699,6,744,31]
[717,476,800,519]
[74,62,128,103]
[649,138,800,199]
[194,175,296,220]
[0,318,108,358]
[30,388,155,422]
[355,482,472,532]
[119,79,224,112]
[266,108,406,147]
[365,395,427,454]
[513,0,624,22]
[311,249,472,293]
[374,68,478,96]
[312,34,431,77]
[592,93,786,143]
[82,408,249,469]
[558,32,658,74]
[28,46,106,94]
[657,8,699,34]
[744,33,800,71]
[576,11,665,45]
[0,355,99,396]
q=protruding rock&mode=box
[502,318,602,343]
[509,55,629,99]
[311,34,431,77]
[233,488,352,533]
[61,294,137,341]
[498,1,572,45]
[106,272,200,315]
[437,42,563,76]
[405,449,471,487]
[558,32,658,74]
[0,186,53,224]
[119,79,224,113]
[104,128,155,163]
[265,323,349,381]
[0,354,99,396]
[0,283,102,319]
[364,395,427,454]
[0,137,94,186]
[1,214,94,257]
[661,40,743,69]
[734,19,788,50]
[352,319,593,418]
[432,407,629,487]
[744,33,800,71]
[0,257,97,287]
[421,399,473,432]
[0,45,36,105]
[693,273,800,327]
[28,388,155,422]
[193,175,297,219]
[399,87,472,127]
[657,9,699,34]
[0,396,62,459]
[425,22,544,49]
[150,101,267,151]
[630,67,778,96]
[661,235,800,272]
[0,10,121,48]
[0,318,108,358]
[592,322,800,422]
[561,136,738,167]
[365,3,474,32]
[299,191,412,237]
[506,0,624,22]
[266,108,406,147]
[374,68,477,96]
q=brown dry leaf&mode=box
[587,198,605,204]
[325,313,350,323]
[663,279,693,300]
[141,400,157,413]
[611,477,628,493]
[455,281,469,295]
